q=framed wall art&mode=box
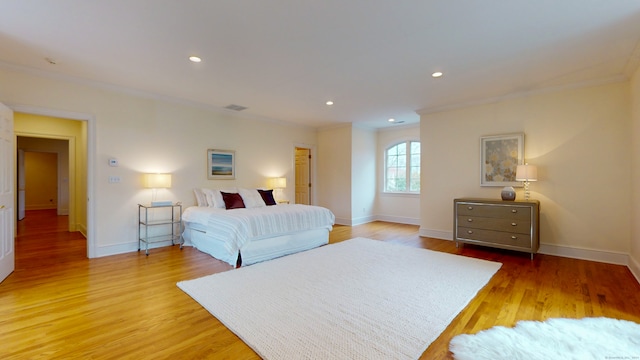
[207,149,235,180]
[480,133,523,187]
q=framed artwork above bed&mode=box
[207,149,235,180]
[480,133,523,187]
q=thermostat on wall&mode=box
[109,158,118,167]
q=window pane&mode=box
[411,141,420,154]
[397,155,406,167]
[387,155,397,167]
[410,166,420,192]
[397,144,406,155]
[385,141,418,193]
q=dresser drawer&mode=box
[454,198,540,258]
[456,202,531,220]
[457,227,533,249]
[456,215,532,234]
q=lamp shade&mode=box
[268,177,287,189]
[515,165,537,182]
[143,173,172,188]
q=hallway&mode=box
[16,209,86,270]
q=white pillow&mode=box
[202,188,237,208]
[193,188,207,207]
[239,188,266,208]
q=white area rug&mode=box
[178,237,501,359]
[450,317,640,360]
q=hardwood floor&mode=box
[2,211,640,359]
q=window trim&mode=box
[383,139,420,194]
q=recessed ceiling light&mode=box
[325,101,334,106]
[189,56,202,63]
[432,71,443,78]
[388,118,396,122]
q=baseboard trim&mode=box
[629,255,640,284]
[376,215,420,226]
[538,243,628,266]
[351,215,376,226]
[76,223,87,238]
[95,240,176,257]
[335,215,422,227]
[419,228,452,241]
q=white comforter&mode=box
[182,204,335,252]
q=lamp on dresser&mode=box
[515,164,537,200]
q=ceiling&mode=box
[1,1,640,129]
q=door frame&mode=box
[17,136,73,225]
[292,143,316,205]
[10,104,96,258]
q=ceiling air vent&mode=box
[224,104,248,111]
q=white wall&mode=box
[317,125,352,224]
[419,81,632,263]
[0,67,317,257]
[351,125,376,225]
[319,123,420,226]
[376,124,420,225]
[630,66,640,280]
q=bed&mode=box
[182,188,335,266]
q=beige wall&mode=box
[24,151,57,210]
[419,81,632,260]
[319,123,420,226]
[317,125,352,224]
[351,125,376,225]
[631,66,640,279]
[1,67,317,257]
[376,124,420,225]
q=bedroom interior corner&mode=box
[2,213,639,359]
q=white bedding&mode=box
[182,204,335,260]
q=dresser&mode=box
[454,198,539,258]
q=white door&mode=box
[0,103,15,283]
[295,148,310,205]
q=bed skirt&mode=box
[182,223,330,267]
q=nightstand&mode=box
[138,203,183,255]
[277,200,290,204]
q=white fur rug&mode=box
[178,237,501,359]
[450,317,640,360]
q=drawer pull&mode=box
[511,209,517,213]
[467,218,473,222]
[511,235,517,240]
[511,222,517,226]
[467,206,473,210]
[467,230,473,234]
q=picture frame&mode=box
[480,133,524,187]
[207,149,235,180]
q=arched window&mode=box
[385,141,420,193]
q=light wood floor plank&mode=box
[1,210,639,359]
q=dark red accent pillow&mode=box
[221,192,245,209]
[258,189,277,206]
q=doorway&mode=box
[17,138,70,218]
[295,146,311,205]
[13,110,92,257]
